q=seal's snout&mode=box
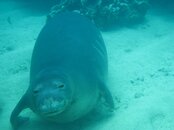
[33,78,72,117]
[40,97,67,116]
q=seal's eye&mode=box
[33,89,39,94]
[55,83,65,89]
[53,80,65,89]
[58,84,65,88]
[33,84,42,94]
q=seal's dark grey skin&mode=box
[10,12,114,129]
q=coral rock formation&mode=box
[48,0,149,29]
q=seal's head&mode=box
[31,75,73,118]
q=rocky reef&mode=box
[48,0,149,29]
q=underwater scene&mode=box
[0,0,174,130]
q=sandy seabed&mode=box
[0,1,174,130]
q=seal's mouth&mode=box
[39,97,68,117]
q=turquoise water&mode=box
[0,0,174,130]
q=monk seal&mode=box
[10,12,114,129]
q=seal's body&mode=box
[10,12,114,129]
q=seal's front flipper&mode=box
[98,81,115,112]
[11,116,29,130]
[10,94,29,130]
